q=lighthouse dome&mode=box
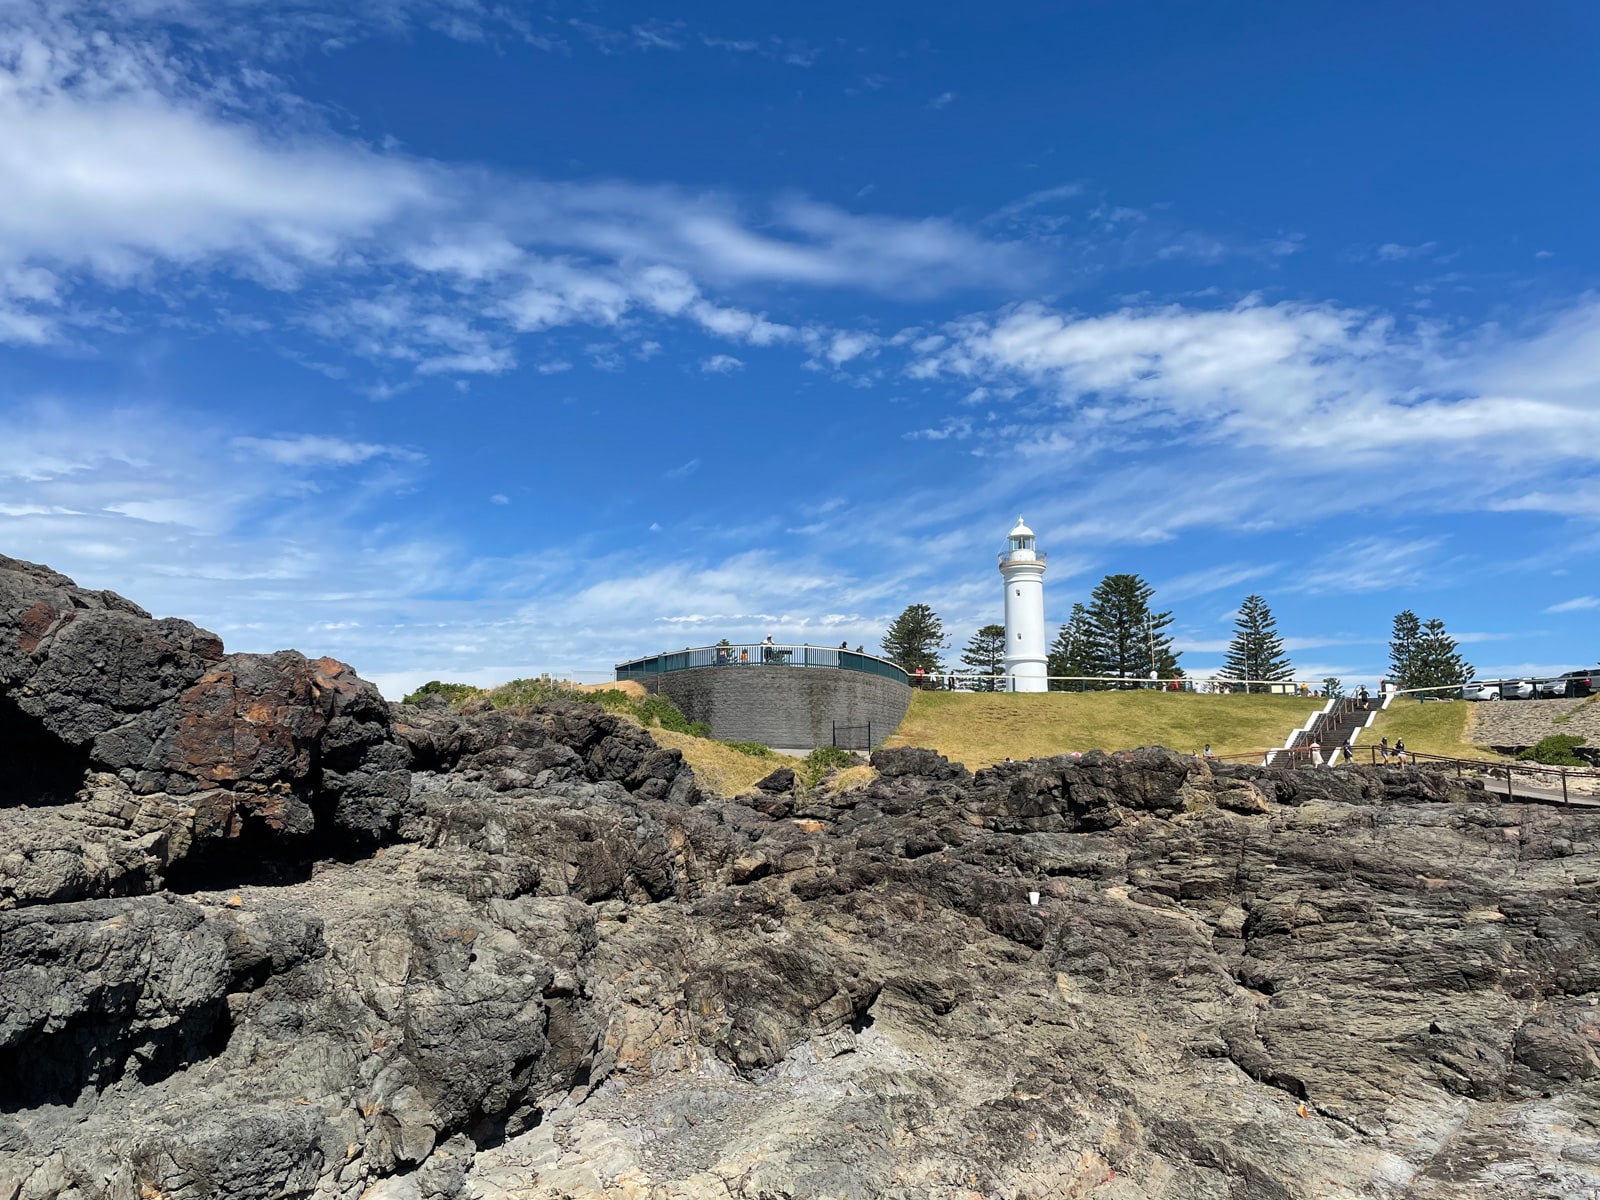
[1008,517,1034,540]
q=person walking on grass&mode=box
[1395,737,1407,765]
[1379,736,1390,764]
[1341,739,1354,764]
[1203,744,1215,761]
[1309,738,1322,767]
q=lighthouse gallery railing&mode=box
[615,643,910,685]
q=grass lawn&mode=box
[882,690,1323,771]
[1365,700,1509,762]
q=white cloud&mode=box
[908,297,1600,482]
[1159,562,1281,602]
[231,434,423,467]
[490,493,510,505]
[0,13,434,305]
[1291,537,1444,595]
[822,330,879,366]
[0,9,1032,364]
[1375,241,1438,261]
[929,91,956,109]
[664,457,701,480]
[700,354,744,373]
[1546,596,1599,613]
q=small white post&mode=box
[1027,891,1040,907]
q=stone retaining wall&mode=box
[642,665,912,748]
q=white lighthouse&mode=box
[999,517,1048,693]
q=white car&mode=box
[1497,679,1536,700]
[1461,682,1500,701]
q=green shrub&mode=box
[399,676,705,738]
[580,688,637,713]
[721,740,775,758]
[1517,734,1588,767]
[487,676,579,708]
[800,745,856,788]
[402,680,484,706]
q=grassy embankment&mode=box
[647,729,785,796]
[882,690,1322,771]
[1364,700,1512,762]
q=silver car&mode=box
[1497,679,1535,700]
[1461,681,1500,701]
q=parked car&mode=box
[1497,679,1536,700]
[1461,681,1501,701]
[1544,669,1596,699]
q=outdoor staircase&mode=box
[1269,691,1392,766]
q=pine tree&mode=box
[1408,618,1473,692]
[959,624,1007,691]
[1084,574,1182,684]
[1047,603,1097,690]
[1323,676,1344,699]
[881,604,947,677]
[1221,594,1292,693]
[1388,610,1421,688]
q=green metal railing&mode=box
[616,643,910,686]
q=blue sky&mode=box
[2,0,1598,697]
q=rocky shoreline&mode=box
[2,554,1598,1200]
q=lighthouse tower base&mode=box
[1006,661,1048,693]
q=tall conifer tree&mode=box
[1084,574,1181,682]
[1047,602,1097,690]
[881,604,947,676]
[1409,618,1473,691]
[1222,594,1292,692]
[959,624,1007,690]
[1388,610,1422,687]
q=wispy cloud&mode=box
[1290,537,1444,595]
[1546,596,1599,613]
[1159,562,1281,602]
[1375,241,1439,261]
[664,457,702,480]
[700,354,744,373]
[0,8,1036,360]
[231,435,424,468]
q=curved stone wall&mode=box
[644,665,912,749]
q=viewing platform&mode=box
[616,643,909,685]
[614,643,912,749]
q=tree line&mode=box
[879,577,1474,692]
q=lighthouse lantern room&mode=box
[999,517,1048,692]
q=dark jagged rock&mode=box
[2,556,1598,1200]
[753,765,796,793]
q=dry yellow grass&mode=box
[821,764,877,794]
[649,729,783,797]
[882,690,1323,771]
[1365,700,1510,762]
[575,679,648,699]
